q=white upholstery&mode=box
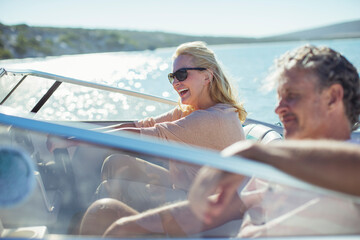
[244,123,282,143]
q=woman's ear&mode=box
[204,69,214,84]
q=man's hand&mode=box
[188,141,260,225]
[188,167,245,225]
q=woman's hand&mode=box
[46,135,79,152]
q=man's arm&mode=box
[223,139,360,196]
[103,197,244,238]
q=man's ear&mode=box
[327,83,344,108]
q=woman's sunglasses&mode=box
[168,68,206,84]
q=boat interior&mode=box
[0,68,359,239]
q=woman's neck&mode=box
[194,98,217,110]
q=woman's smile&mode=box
[178,88,189,97]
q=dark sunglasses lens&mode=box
[175,69,187,81]
[168,69,189,84]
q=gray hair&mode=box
[269,44,360,129]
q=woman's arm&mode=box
[103,123,140,134]
[93,122,137,131]
[46,122,140,152]
[104,107,181,134]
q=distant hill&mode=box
[0,19,359,59]
[0,23,255,59]
[263,20,360,41]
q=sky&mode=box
[1,0,359,37]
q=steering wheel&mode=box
[8,126,75,194]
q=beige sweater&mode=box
[135,103,245,190]
[136,103,245,151]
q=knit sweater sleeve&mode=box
[140,104,245,151]
[135,106,184,128]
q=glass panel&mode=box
[0,72,24,103]
[0,72,174,121]
[0,75,54,113]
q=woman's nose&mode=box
[172,78,180,86]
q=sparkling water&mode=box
[1,38,359,124]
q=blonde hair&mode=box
[172,41,247,122]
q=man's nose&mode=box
[274,99,287,115]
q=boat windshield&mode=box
[0,68,175,121]
[1,109,360,239]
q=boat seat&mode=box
[244,123,282,144]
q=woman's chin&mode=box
[181,95,194,104]
[180,98,188,105]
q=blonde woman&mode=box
[79,41,246,235]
